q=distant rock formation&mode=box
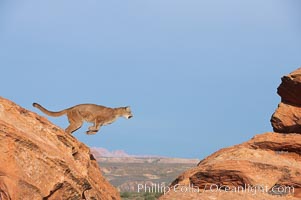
[160,68,301,200]
[91,147,169,159]
[0,97,120,200]
[91,147,131,158]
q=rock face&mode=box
[271,67,301,133]
[0,97,120,200]
[160,133,301,200]
[160,68,301,200]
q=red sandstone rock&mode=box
[0,97,120,200]
[271,103,301,133]
[271,67,301,133]
[160,132,301,200]
[277,67,301,106]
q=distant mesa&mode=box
[91,147,200,164]
[91,147,131,158]
[160,68,301,200]
[90,147,166,158]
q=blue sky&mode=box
[0,0,300,158]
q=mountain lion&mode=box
[33,103,133,134]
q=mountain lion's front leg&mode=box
[86,121,102,135]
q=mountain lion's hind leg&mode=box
[65,110,83,134]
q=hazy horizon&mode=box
[1,0,301,158]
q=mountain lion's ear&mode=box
[125,106,131,111]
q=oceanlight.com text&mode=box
[137,183,295,196]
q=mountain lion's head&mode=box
[122,106,133,119]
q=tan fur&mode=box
[33,103,133,134]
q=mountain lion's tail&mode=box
[33,103,67,117]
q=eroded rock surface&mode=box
[271,67,301,133]
[0,97,120,200]
[160,133,301,200]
